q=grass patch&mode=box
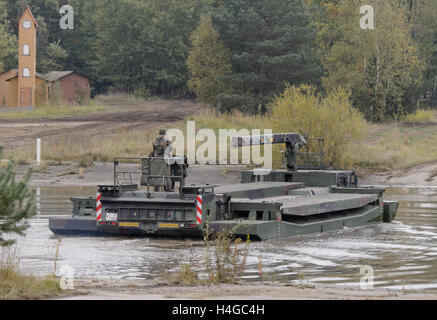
[350,111,437,171]
[0,247,63,299]
[189,109,268,132]
[0,101,109,120]
[401,109,433,124]
[4,127,164,164]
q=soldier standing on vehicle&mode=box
[150,128,174,191]
[151,128,173,157]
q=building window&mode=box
[23,44,30,56]
[22,68,30,78]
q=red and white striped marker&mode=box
[196,195,203,224]
[96,192,102,222]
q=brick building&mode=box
[0,6,90,108]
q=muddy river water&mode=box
[6,186,437,291]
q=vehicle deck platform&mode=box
[231,192,379,216]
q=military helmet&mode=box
[159,128,166,135]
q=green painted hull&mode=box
[49,160,398,240]
[209,205,384,240]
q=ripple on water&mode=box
[7,186,437,290]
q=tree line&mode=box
[0,0,436,121]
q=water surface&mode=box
[7,186,437,290]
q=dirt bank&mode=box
[359,161,437,187]
[15,162,244,187]
[15,160,437,188]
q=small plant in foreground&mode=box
[170,226,250,286]
[78,156,94,168]
[175,263,200,285]
[202,225,250,284]
[0,246,63,299]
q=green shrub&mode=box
[270,84,367,169]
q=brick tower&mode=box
[18,6,38,107]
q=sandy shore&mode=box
[359,161,437,187]
[56,278,437,300]
[16,162,244,187]
[14,160,437,188]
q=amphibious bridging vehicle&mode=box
[49,133,398,240]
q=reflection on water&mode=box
[6,186,437,290]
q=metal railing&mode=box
[113,156,143,186]
[296,137,327,170]
[113,156,187,187]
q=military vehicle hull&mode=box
[49,216,102,236]
[49,180,398,240]
[209,203,395,240]
[48,134,398,240]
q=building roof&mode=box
[4,69,18,79]
[4,69,48,81]
[0,69,17,76]
[22,6,39,28]
[43,71,75,82]
[3,70,89,82]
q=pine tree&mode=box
[38,40,68,74]
[212,0,321,113]
[91,0,208,96]
[0,147,35,247]
[187,16,232,106]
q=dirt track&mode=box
[0,98,204,150]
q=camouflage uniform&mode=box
[152,128,172,157]
[150,129,173,191]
